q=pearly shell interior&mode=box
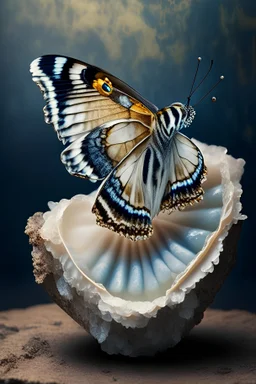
[41,140,245,304]
[59,177,221,301]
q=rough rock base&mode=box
[0,304,255,384]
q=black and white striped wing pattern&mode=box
[30,55,157,146]
[161,132,207,211]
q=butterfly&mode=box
[30,55,207,241]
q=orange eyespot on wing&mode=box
[93,77,113,96]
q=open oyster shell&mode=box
[26,139,246,356]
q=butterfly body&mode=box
[30,55,206,241]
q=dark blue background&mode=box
[1,0,255,311]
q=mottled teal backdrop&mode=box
[1,0,255,310]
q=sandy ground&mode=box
[0,304,255,384]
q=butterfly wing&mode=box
[61,119,151,182]
[161,132,207,211]
[92,136,154,240]
[30,55,157,146]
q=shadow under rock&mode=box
[55,324,249,376]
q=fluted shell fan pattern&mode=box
[41,140,245,305]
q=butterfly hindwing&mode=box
[61,119,151,182]
[161,132,207,211]
[30,55,157,146]
[92,136,153,240]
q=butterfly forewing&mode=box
[30,55,156,145]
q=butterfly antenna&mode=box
[187,57,202,107]
[193,75,224,106]
[189,59,214,99]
